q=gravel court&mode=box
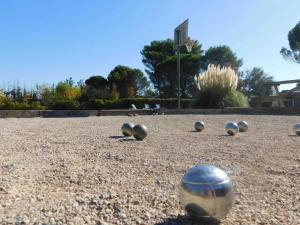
[0,115,299,225]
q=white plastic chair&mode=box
[144,104,150,110]
[130,104,137,110]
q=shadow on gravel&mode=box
[109,136,137,142]
[41,111,90,117]
[118,138,136,142]
[154,216,220,225]
[189,130,200,133]
[288,134,298,137]
[109,135,125,139]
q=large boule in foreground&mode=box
[238,121,248,132]
[133,124,148,140]
[179,165,234,221]
[293,123,300,136]
[121,122,135,136]
[194,121,205,132]
[225,122,239,136]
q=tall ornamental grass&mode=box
[194,64,238,92]
[194,64,248,108]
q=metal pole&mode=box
[176,31,181,109]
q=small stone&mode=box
[22,216,30,224]
[75,196,85,204]
[49,218,56,225]
[98,221,110,225]
[135,218,142,224]
[37,196,44,201]
[144,212,151,220]
[118,212,127,219]
[99,192,110,199]
[72,217,85,225]
[132,200,139,205]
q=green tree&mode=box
[107,65,149,98]
[281,21,300,64]
[65,77,74,87]
[35,84,53,105]
[85,76,108,89]
[141,39,174,95]
[141,39,203,97]
[201,45,243,71]
[55,82,81,100]
[77,79,85,88]
[239,67,274,98]
[142,88,158,98]
[82,75,110,100]
[35,82,81,109]
[156,52,201,97]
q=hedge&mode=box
[193,90,249,108]
[0,98,193,110]
[49,100,81,110]
[0,101,45,110]
[82,98,193,110]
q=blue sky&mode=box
[0,0,299,90]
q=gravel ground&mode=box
[0,115,299,225]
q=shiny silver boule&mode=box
[121,122,135,136]
[133,124,148,140]
[179,165,234,221]
[238,121,248,132]
[293,123,300,136]
[194,121,205,132]
[225,122,239,136]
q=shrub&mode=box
[223,90,249,107]
[81,98,193,110]
[193,89,225,108]
[0,93,45,110]
[49,100,80,110]
[55,82,81,100]
[80,87,111,101]
[193,64,248,108]
[194,64,238,93]
[0,99,45,110]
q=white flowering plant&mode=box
[194,64,238,92]
[193,64,248,108]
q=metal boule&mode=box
[225,122,238,136]
[194,121,205,132]
[121,122,135,137]
[179,165,235,220]
[133,124,148,140]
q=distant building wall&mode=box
[294,98,300,107]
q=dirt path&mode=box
[0,115,299,225]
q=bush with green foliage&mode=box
[194,64,249,108]
[0,98,44,110]
[223,90,249,107]
[49,99,80,110]
[193,89,249,108]
[82,98,193,110]
[54,82,81,100]
[36,82,82,109]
